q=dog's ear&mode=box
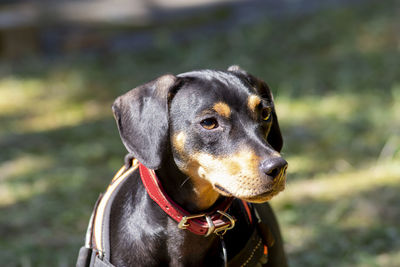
[228,65,283,152]
[112,75,178,169]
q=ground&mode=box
[0,0,399,266]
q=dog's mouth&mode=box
[215,184,232,195]
[242,186,285,203]
[185,149,287,203]
[214,175,286,203]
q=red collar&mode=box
[138,163,236,236]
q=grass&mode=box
[0,0,399,266]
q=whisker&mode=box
[180,177,191,188]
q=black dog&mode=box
[77,66,288,267]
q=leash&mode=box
[76,159,272,267]
[220,235,228,267]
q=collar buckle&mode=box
[178,213,207,230]
[214,210,236,236]
[178,210,236,237]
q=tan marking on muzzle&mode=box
[180,148,286,203]
[177,145,286,205]
[248,95,261,113]
[213,102,231,118]
[180,160,220,210]
[182,148,285,202]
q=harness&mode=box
[76,160,274,267]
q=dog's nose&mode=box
[260,157,288,180]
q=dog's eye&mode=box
[200,118,219,130]
[261,107,272,121]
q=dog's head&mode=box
[112,66,287,203]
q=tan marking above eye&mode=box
[271,151,281,157]
[247,95,261,113]
[213,102,231,118]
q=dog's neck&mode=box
[110,159,225,266]
[155,155,221,213]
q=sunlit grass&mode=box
[270,157,400,266]
[0,155,53,206]
[272,85,400,266]
[0,75,109,134]
[274,159,400,205]
[276,94,360,122]
[0,0,399,266]
[0,78,44,113]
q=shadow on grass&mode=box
[0,0,399,266]
[0,119,127,266]
[279,184,400,267]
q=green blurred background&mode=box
[0,0,399,266]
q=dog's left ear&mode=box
[228,65,283,152]
[112,75,178,169]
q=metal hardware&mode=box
[177,210,236,236]
[97,249,104,260]
[204,215,215,237]
[178,213,207,229]
[214,210,236,236]
[178,213,215,236]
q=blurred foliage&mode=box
[0,0,399,266]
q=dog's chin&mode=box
[214,184,234,196]
[242,189,282,203]
[214,182,285,203]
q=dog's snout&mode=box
[260,157,288,180]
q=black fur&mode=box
[110,67,288,266]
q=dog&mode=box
[77,66,288,267]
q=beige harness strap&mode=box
[92,159,139,258]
